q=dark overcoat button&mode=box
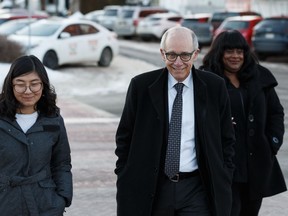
[248,114,254,122]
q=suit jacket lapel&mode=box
[148,68,168,124]
[192,67,207,139]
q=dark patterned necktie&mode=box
[165,83,184,178]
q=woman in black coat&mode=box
[0,55,72,215]
[199,30,287,216]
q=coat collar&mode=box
[148,68,168,123]
[191,67,208,135]
[192,66,207,106]
[245,64,277,108]
[0,115,60,145]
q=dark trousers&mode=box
[152,174,211,216]
[231,182,262,216]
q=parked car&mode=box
[0,18,38,35]
[181,13,213,47]
[136,12,182,40]
[8,17,119,69]
[114,6,169,38]
[210,11,261,33]
[84,9,104,24]
[252,16,288,60]
[0,8,48,25]
[98,5,122,31]
[213,15,263,46]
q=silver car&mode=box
[181,13,213,47]
[114,6,168,38]
[99,5,122,31]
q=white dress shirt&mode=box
[168,71,198,172]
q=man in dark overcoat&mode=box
[115,26,236,216]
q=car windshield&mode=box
[104,9,118,16]
[223,21,248,30]
[16,23,61,36]
[0,19,9,24]
[121,9,134,18]
[211,12,238,21]
[257,19,288,31]
[0,22,27,34]
[182,19,203,24]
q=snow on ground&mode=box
[0,55,158,98]
[0,62,73,88]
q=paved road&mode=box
[58,41,288,215]
[57,98,118,216]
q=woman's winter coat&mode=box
[0,113,72,216]
[234,64,287,199]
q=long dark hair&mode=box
[0,55,59,119]
[200,30,259,82]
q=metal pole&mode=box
[28,0,31,55]
[55,0,59,15]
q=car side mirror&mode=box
[60,32,71,39]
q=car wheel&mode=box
[43,51,59,69]
[98,47,112,67]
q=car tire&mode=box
[98,47,113,67]
[43,51,59,69]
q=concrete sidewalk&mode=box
[57,96,288,216]
[58,97,118,216]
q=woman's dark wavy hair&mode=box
[200,30,259,82]
[0,55,59,120]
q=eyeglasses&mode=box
[13,82,43,94]
[163,50,196,62]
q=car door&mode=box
[58,24,85,64]
[77,24,103,62]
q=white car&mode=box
[114,6,168,38]
[84,9,104,23]
[8,17,119,69]
[0,18,39,35]
[98,5,122,31]
[136,13,182,40]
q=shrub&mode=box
[0,35,24,63]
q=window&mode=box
[63,25,81,36]
[224,21,249,30]
[79,24,99,35]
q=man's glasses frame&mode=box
[163,50,196,62]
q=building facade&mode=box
[3,0,286,17]
[158,0,288,17]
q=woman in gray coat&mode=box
[0,55,72,215]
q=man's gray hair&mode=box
[160,26,199,50]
